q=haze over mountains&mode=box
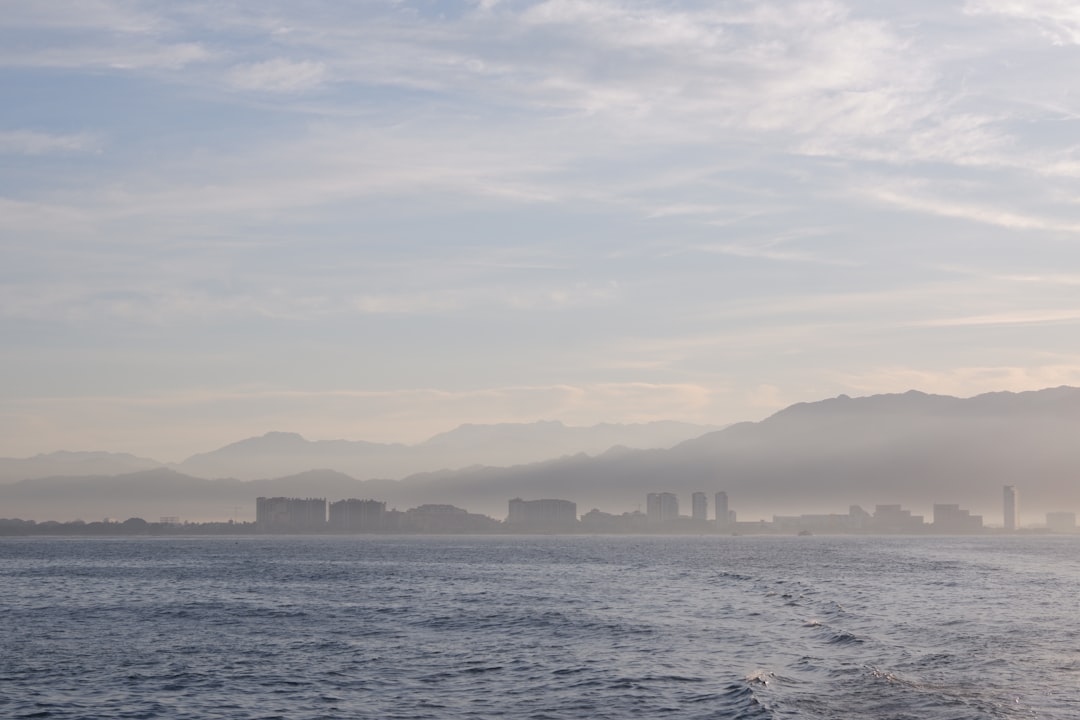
[3,388,1080,525]
[428,387,1080,523]
[0,420,717,485]
[172,420,720,481]
[0,451,164,485]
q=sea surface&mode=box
[2,534,1078,719]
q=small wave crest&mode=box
[745,669,775,686]
[826,631,863,646]
[703,671,780,720]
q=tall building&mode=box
[691,492,708,522]
[646,492,679,524]
[506,498,578,532]
[329,498,385,532]
[1003,485,1018,531]
[256,497,327,531]
[715,491,729,526]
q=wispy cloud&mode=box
[0,1,165,34]
[837,361,1080,399]
[862,184,1080,233]
[913,309,1080,328]
[227,58,327,93]
[0,41,212,70]
[0,271,620,324]
[6,1,1080,458]
[965,0,1080,44]
[686,238,858,266]
[0,130,101,155]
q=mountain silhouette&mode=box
[0,451,164,484]
[391,387,1080,521]
[4,388,1080,525]
[171,421,718,481]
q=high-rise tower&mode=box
[1003,485,1018,531]
[715,491,729,526]
[691,492,708,522]
[646,492,679,524]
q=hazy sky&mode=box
[4,0,1080,460]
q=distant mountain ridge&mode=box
[0,420,720,484]
[429,386,1080,521]
[171,420,720,481]
[6,388,1080,524]
[0,451,164,485]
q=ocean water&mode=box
[1,535,1078,719]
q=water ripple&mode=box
[2,535,1077,719]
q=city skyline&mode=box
[5,385,1080,526]
[249,485,1077,533]
[5,484,1075,534]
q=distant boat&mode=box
[798,530,813,536]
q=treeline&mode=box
[0,517,255,536]
[0,515,505,536]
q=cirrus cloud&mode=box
[227,58,328,92]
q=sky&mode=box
[4,0,1080,461]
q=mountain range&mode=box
[413,387,1080,521]
[0,420,719,485]
[0,451,163,485]
[3,387,1080,525]
[172,420,720,481]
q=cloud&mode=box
[0,0,164,34]
[0,272,620,325]
[507,0,927,143]
[347,281,619,316]
[965,0,1080,44]
[0,198,95,239]
[521,0,724,50]
[687,241,858,266]
[7,0,1080,467]
[862,184,1080,233]
[913,309,1080,328]
[837,362,1080,399]
[0,130,101,155]
[4,1,1052,225]
[227,58,328,92]
[0,41,212,70]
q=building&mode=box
[871,504,925,533]
[646,492,679,525]
[770,506,874,534]
[691,492,708,522]
[579,509,647,533]
[773,513,855,534]
[932,504,983,533]
[848,505,872,530]
[255,497,327,531]
[328,499,385,532]
[506,498,578,532]
[1046,511,1076,533]
[715,491,730,527]
[402,504,500,534]
[1003,485,1018,531]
